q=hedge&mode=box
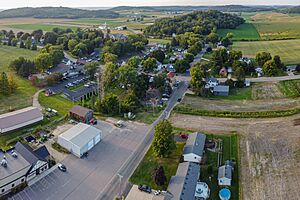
[174,105,300,118]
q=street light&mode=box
[117,173,123,199]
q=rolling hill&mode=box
[280,5,300,14]
[0,7,119,19]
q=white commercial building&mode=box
[58,123,101,158]
[0,107,43,133]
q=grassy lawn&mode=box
[201,133,240,200]
[148,38,171,44]
[135,106,165,124]
[7,23,79,31]
[0,45,38,114]
[130,142,185,190]
[208,86,253,101]
[278,79,300,98]
[217,23,260,41]
[233,39,300,65]
[38,93,75,116]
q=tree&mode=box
[32,29,43,42]
[45,72,62,86]
[31,44,38,50]
[35,53,52,72]
[255,52,272,67]
[174,59,190,73]
[296,65,300,73]
[184,52,195,63]
[207,32,219,44]
[150,49,165,63]
[190,63,206,95]
[152,120,175,158]
[142,57,157,72]
[84,62,98,80]
[0,72,9,95]
[127,56,140,68]
[25,37,32,49]
[120,90,139,113]
[273,55,285,70]
[68,39,79,52]
[103,53,118,64]
[19,41,25,48]
[98,94,120,115]
[152,166,167,186]
[262,60,279,76]
[118,65,138,89]
[43,32,58,45]
[9,57,36,77]
[11,38,18,46]
[7,74,17,94]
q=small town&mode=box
[0,1,300,200]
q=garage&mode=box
[58,123,101,158]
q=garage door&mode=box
[95,134,100,144]
[87,140,94,150]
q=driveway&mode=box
[9,120,150,200]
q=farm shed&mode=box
[69,105,93,123]
[58,123,101,158]
[0,107,43,133]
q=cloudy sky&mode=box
[1,0,299,9]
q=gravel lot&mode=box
[170,113,300,200]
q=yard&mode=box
[0,45,38,114]
[130,142,185,190]
[201,133,240,200]
[233,39,300,65]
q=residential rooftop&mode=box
[183,132,206,156]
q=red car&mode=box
[89,118,97,125]
[179,134,188,139]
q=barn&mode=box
[58,123,101,158]
[69,105,93,123]
[0,107,43,133]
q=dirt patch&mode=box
[252,82,284,100]
[170,113,300,200]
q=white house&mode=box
[0,107,43,133]
[183,132,206,163]
[58,123,101,158]
[218,160,234,186]
[15,142,50,182]
[205,77,219,89]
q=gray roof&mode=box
[166,162,200,200]
[15,142,44,165]
[0,149,31,181]
[213,85,229,93]
[208,77,218,83]
[59,123,101,148]
[0,107,43,131]
[218,165,233,180]
[34,146,50,160]
[183,132,206,156]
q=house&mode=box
[115,26,127,30]
[183,132,206,163]
[213,85,229,96]
[15,142,49,182]
[0,107,43,133]
[58,123,101,158]
[167,72,175,79]
[218,160,234,186]
[69,105,93,123]
[286,65,297,72]
[110,34,127,41]
[219,67,228,77]
[165,162,200,200]
[0,149,31,197]
[255,66,263,77]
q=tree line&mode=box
[0,72,17,96]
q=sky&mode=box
[1,0,299,9]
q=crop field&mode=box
[233,39,300,65]
[217,23,260,41]
[7,23,80,31]
[0,46,38,114]
[250,12,300,40]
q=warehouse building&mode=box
[69,105,93,123]
[58,123,101,158]
[0,107,43,133]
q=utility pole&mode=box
[117,173,123,199]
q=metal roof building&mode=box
[58,123,101,158]
[183,132,206,163]
[166,162,200,200]
[0,107,43,133]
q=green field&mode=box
[233,39,300,65]
[8,23,79,31]
[278,80,300,98]
[0,45,38,114]
[217,23,260,41]
[148,38,171,44]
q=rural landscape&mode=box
[0,2,299,200]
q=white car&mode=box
[154,190,161,195]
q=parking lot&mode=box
[10,120,150,200]
[46,60,98,102]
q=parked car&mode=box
[138,185,151,193]
[58,163,67,172]
[89,118,97,125]
[154,190,161,195]
[179,133,188,139]
[115,120,124,128]
[177,98,182,102]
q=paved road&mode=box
[10,121,150,200]
[98,81,189,200]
